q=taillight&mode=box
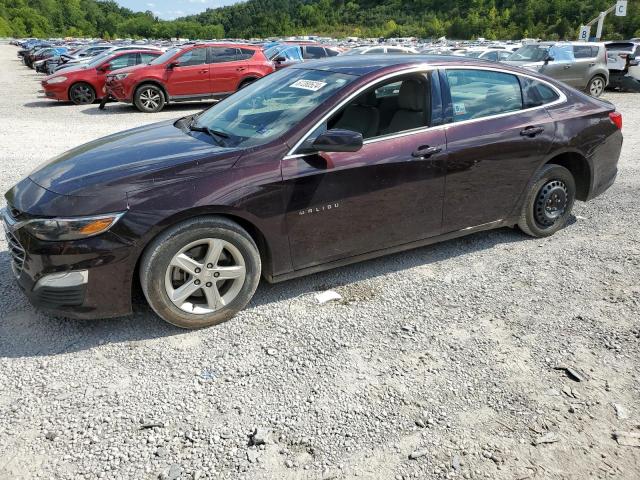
[609,111,622,130]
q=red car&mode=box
[104,43,275,113]
[41,50,162,105]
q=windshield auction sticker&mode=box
[289,79,327,91]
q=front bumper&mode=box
[105,80,133,103]
[2,207,137,319]
[41,81,69,101]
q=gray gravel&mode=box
[1,44,639,480]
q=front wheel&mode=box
[140,217,261,329]
[134,84,166,113]
[517,164,576,238]
[586,75,606,97]
[69,82,96,105]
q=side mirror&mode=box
[274,55,286,63]
[544,55,554,64]
[312,129,363,153]
[98,63,111,72]
[168,61,180,69]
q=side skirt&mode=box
[265,218,515,284]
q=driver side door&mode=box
[165,46,210,97]
[282,71,447,270]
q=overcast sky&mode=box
[116,0,241,20]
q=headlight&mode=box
[112,73,129,80]
[46,76,67,84]
[23,212,126,241]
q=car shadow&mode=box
[0,224,539,359]
[23,100,73,108]
[80,102,210,116]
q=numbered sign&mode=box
[579,25,591,41]
[616,0,627,16]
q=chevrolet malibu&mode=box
[4,56,622,329]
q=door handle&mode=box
[412,145,442,158]
[236,67,246,71]
[199,69,208,74]
[520,126,545,137]
[589,62,596,67]
[563,65,571,69]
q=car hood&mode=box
[28,119,242,198]
[44,66,87,81]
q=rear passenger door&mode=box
[441,68,558,232]
[208,47,244,94]
[572,45,599,88]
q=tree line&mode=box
[1,0,639,40]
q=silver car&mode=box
[505,42,609,97]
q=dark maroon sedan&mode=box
[3,56,623,328]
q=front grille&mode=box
[4,226,25,277]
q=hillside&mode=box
[1,0,639,40]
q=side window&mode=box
[282,46,303,61]
[108,53,136,70]
[304,46,326,59]
[387,48,408,53]
[549,45,574,62]
[573,45,597,59]
[177,47,207,66]
[446,69,523,121]
[324,74,430,139]
[140,52,159,63]
[520,77,560,107]
[326,48,340,57]
[236,48,255,61]
[210,47,238,63]
[365,48,384,54]
[484,51,498,61]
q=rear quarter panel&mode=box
[545,88,622,199]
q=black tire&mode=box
[69,82,96,105]
[134,84,166,113]
[586,75,606,97]
[238,78,256,90]
[517,164,576,238]
[140,216,261,329]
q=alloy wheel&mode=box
[589,77,604,97]
[139,88,162,110]
[71,85,94,104]
[534,180,568,228]
[164,238,246,314]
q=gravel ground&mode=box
[0,44,639,480]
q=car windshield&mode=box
[508,45,550,62]
[149,47,181,65]
[194,68,357,148]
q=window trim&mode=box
[285,65,566,159]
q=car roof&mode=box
[290,54,500,76]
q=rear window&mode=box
[520,77,560,108]
[446,69,523,121]
[606,42,635,51]
[237,48,255,61]
[573,45,599,58]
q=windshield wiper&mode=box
[188,120,230,146]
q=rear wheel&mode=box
[134,84,165,113]
[586,75,606,97]
[140,217,261,329]
[238,78,257,90]
[69,82,96,105]
[518,164,576,238]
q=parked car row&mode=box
[13,37,639,116]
